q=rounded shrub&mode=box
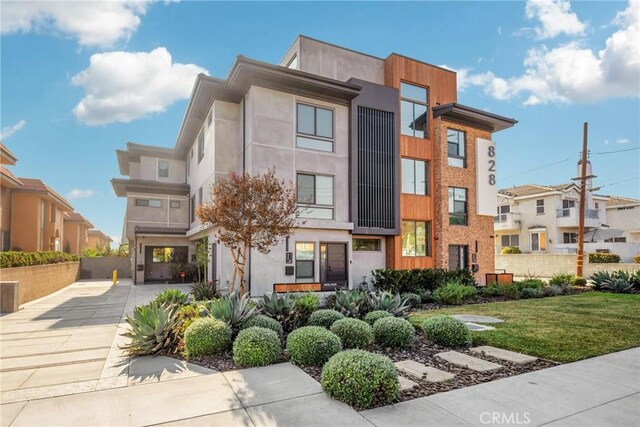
[308,309,344,329]
[422,316,471,347]
[242,315,283,337]
[232,327,281,367]
[321,349,399,410]
[286,326,342,366]
[184,317,232,357]
[401,292,421,308]
[373,317,415,348]
[500,246,522,254]
[572,276,587,287]
[330,318,373,349]
[363,310,393,327]
[520,287,544,299]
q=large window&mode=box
[190,195,196,223]
[501,234,520,247]
[530,232,547,251]
[158,160,169,178]
[448,187,468,225]
[447,129,466,167]
[152,247,174,263]
[197,131,205,163]
[402,158,429,195]
[297,173,334,219]
[536,199,545,215]
[563,232,578,244]
[136,199,161,208]
[400,82,428,138]
[296,103,334,152]
[353,238,381,251]
[295,242,315,281]
[402,220,430,257]
[448,245,469,270]
[495,205,510,222]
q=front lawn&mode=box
[410,292,640,363]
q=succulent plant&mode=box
[603,277,634,293]
[366,291,410,317]
[154,288,188,306]
[328,289,368,318]
[190,280,220,301]
[259,292,298,331]
[201,291,256,334]
[121,301,181,355]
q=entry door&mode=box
[448,245,469,270]
[320,243,347,283]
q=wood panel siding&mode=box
[384,54,457,270]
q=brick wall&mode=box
[0,261,80,305]
[433,117,495,284]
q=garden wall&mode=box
[81,257,131,280]
[496,254,638,278]
[0,261,80,306]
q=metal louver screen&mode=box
[357,107,395,229]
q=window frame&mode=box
[190,195,196,223]
[135,199,161,208]
[158,160,169,178]
[401,158,429,195]
[197,130,205,163]
[563,232,578,244]
[352,238,381,252]
[536,199,545,215]
[295,103,335,153]
[169,200,181,209]
[295,242,315,281]
[401,220,431,257]
[296,173,334,220]
[500,234,520,248]
[447,128,467,168]
[151,247,175,263]
[448,187,468,226]
[400,81,429,138]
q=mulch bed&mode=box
[298,334,557,404]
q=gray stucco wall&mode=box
[81,257,132,279]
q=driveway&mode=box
[1,280,638,426]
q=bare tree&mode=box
[196,168,299,294]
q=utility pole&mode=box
[576,122,588,278]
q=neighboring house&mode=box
[9,178,73,252]
[63,212,93,255]
[87,230,114,249]
[1,143,21,251]
[113,35,517,291]
[604,196,640,243]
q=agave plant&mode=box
[328,289,368,318]
[201,291,256,333]
[603,277,634,293]
[259,292,298,332]
[366,291,410,317]
[121,301,181,356]
[190,280,220,301]
[154,288,188,306]
[589,271,613,290]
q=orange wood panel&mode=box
[274,283,321,292]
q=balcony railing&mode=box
[556,208,599,219]
[494,213,508,223]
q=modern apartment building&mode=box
[63,212,94,255]
[113,36,517,292]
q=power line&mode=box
[597,177,639,188]
[594,146,640,155]
[502,158,570,180]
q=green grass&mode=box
[410,292,640,363]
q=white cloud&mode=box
[71,47,207,125]
[616,138,630,144]
[525,0,587,39]
[0,119,27,140]
[451,0,639,105]
[67,189,96,199]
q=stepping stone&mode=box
[465,322,495,331]
[436,351,502,372]
[471,346,538,364]
[398,376,418,390]
[450,315,504,324]
[394,360,455,383]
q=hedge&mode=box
[0,251,79,268]
[588,253,620,264]
[371,268,476,294]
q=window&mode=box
[495,205,510,222]
[152,247,174,263]
[158,160,169,178]
[353,239,381,251]
[197,131,205,163]
[448,245,469,270]
[198,187,203,206]
[595,202,599,209]
[296,173,334,219]
[50,203,55,222]
[448,187,468,225]
[530,232,547,251]
[295,242,314,281]
[170,200,180,209]
[296,104,334,152]
[287,55,298,69]
[136,199,161,208]
[400,82,428,138]
[40,201,45,251]
[190,195,196,223]
[563,232,578,244]
[604,237,627,243]
[447,129,466,167]
[402,158,428,195]
[501,234,520,247]
[536,199,545,215]
[401,221,430,257]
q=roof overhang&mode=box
[1,166,23,188]
[111,179,190,197]
[134,226,189,236]
[433,103,517,133]
[0,144,18,166]
[174,56,362,156]
[117,142,181,176]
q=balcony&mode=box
[556,207,600,228]
[494,212,521,231]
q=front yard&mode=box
[411,292,640,363]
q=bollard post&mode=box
[112,270,118,286]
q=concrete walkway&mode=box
[1,280,639,426]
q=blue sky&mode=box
[2,0,638,245]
